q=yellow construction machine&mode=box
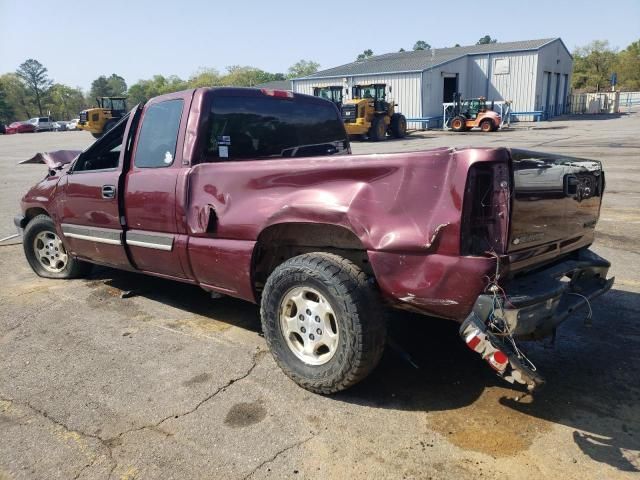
[77,97,127,138]
[340,84,406,141]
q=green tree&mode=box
[222,65,278,86]
[413,40,431,51]
[16,59,52,116]
[572,40,618,91]
[398,48,406,52]
[616,40,640,90]
[89,76,109,98]
[356,49,374,61]
[188,68,222,88]
[454,43,461,48]
[287,60,320,78]
[477,35,498,45]
[0,73,34,119]
[106,74,127,96]
[0,80,14,124]
[89,74,127,99]
[127,75,188,104]
[46,84,86,120]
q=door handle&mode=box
[102,185,116,199]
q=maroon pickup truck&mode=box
[15,87,613,393]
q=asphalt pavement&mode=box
[0,114,638,479]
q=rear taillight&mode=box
[460,162,511,255]
[260,89,294,99]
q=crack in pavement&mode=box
[108,347,267,443]
[1,348,267,479]
[0,392,116,479]
[241,433,318,480]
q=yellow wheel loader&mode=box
[77,97,127,138]
[340,84,406,141]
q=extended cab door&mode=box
[57,114,135,269]
[123,93,191,278]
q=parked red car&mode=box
[5,121,37,134]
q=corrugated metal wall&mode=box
[536,39,573,117]
[466,51,538,113]
[420,51,541,120]
[292,73,423,128]
[422,57,468,117]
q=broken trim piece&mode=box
[460,313,545,391]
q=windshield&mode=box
[354,85,385,100]
[315,87,342,104]
[112,99,126,110]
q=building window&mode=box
[494,58,510,75]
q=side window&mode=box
[39,117,48,122]
[133,99,183,168]
[73,116,127,172]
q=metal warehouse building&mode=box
[292,38,573,127]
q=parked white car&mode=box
[27,117,55,132]
[53,121,69,131]
[66,118,79,131]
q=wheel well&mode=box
[25,207,49,222]
[252,223,372,296]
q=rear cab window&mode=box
[201,89,349,162]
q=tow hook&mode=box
[459,313,545,392]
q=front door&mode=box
[443,76,458,103]
[57,116,130,269]
[123,93,191,278]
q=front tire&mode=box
[368,116,387,141]
[260,253,386,394]
[23,215,92,279]
[451,115,467,132]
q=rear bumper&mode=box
[469,248,614,340]
[460,248,613,391]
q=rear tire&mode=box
[260,253,386,394]
[390,113,407,138]
[451,116,467,132]
[368,116,387,141]
[23,215,92,279]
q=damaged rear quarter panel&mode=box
[186,147,509,318]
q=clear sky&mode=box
[1,0,638,91]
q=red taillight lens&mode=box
[260,89,294,99]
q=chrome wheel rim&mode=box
[279,286,339,366]
[33,231,68,273]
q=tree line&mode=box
[1,38,638,125]
[0,59,320,125]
